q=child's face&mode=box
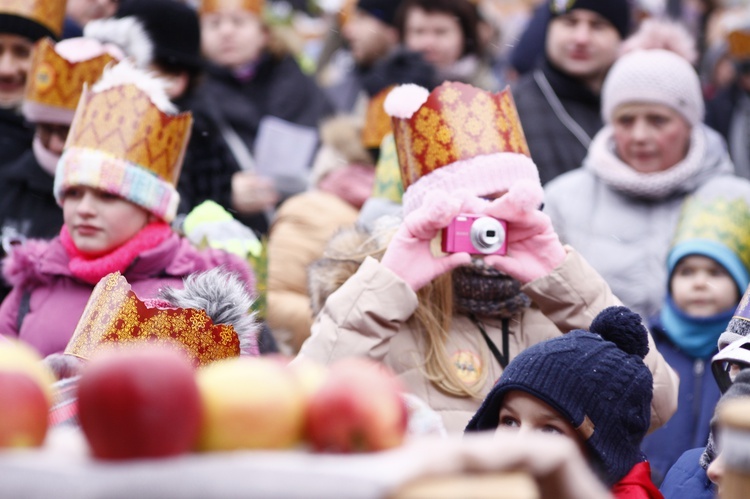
[62,186,151,256]
[0,34,33,109]
[671,255,739,317]
[201,9,267,69]
[495,390,586,453]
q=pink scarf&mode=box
[60,222,173,285]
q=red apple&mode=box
[77,345,202,460]
[0,371,49,448]
[196,357,306,451]
[306,357,408,453]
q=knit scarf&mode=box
[586,125,707,200]
[659,295,734,359]
[60,222,173,285]
[452,264,530,319]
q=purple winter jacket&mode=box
[0,233,255,357]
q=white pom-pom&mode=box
[384,84,430,119]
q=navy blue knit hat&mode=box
[465,306,653,487]
[358,0,402,27]
[549,0,631,39]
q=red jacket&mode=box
[612,462,663,499]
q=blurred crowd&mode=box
[5,0,750,497]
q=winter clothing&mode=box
[612,461,663,498]
[700,369,750,470]
[0,232,254,357]
[298,241,678,434]
[0,108,33,170]
[641,318,722,485]
[602,50,704,127]
[358,0,402,26]
[511,59,604,185]
[706,82,750,179]
[543,125,735,321]
[467,306,653,488]
[660,448,714,499]
[549,0,631,40]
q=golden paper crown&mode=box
[0,0,65,39]
[671,195,750,272]
[24,38,116,120]
[729,31,750,59]
[200,0,264,15]
[65,273,241,367]
[65,83,192,185]
[391,82,530,191]
[362,85,395,150]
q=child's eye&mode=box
[63,187,82,199]
[97,191,120,201]
[499,416,519,428]
[541,425,564,435]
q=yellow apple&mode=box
[196,357,306,451]
[0,338,56,403]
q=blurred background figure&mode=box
[64,0,117,38]
[511,0,630,185]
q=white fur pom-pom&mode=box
[384,84,430,119]
[92,59,177,114]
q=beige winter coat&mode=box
[297,249,679,434]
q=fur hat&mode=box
[601,49,704,126]
[466,306,653,487]
[549,0,631,39]
[85,0,202,72]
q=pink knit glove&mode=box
[381,192,472,291]
[482,180,566,284]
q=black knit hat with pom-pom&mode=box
[465,306,653,487]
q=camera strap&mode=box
[470,315,510,369]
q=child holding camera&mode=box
[296,82,678,434]
[466,306,662,497]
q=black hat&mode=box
[115,0,202,71]
[466,306,653,487]
[549,0,631,39]
[357,0,402,27]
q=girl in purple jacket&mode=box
[0,61,255,357]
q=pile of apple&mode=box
[0,339,57,449]
[74,346,409,459]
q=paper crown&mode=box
[669,195,750,275]
[0,0,65,39]
[362,85,395,150]
[23,38,117,124]
[729,30,750,59]
[386,82,536,214]
[200,0,264,15]
[55,66,193,222]
[65,273,241,367]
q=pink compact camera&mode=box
[441,214,508,256]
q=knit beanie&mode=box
[601,49,704,126]
[466,306,653,487]
[0,0,65,41]
[53,60,193,222]
[549,0,630,39]
[85,0,202,72]
[358,0,402,26]
[700,369,750,470]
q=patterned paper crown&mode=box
[23,38,117,124]
[200,0,264,15]
[55,75,193,222]
[362,85,395,150]
[387,82,536,214]
[65,273,241,367]
[670,195,750,274]
[0,0,65,39]
[729,30,750,59]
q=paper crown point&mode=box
[23,38,119,124]
[0,0,66,39]
[729,30,750,60]
[65,273,242,367]
[200,0,265,16]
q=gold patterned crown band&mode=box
[23,38,117,124]
[0,0,66,39]
[65,273,241,367]
[200,0,264,15]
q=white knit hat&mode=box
[601,49,704,126]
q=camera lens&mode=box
[469,217,505,254]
